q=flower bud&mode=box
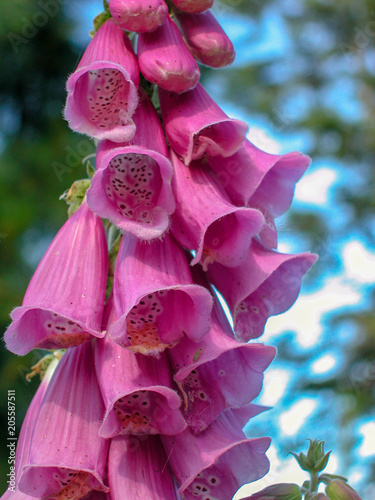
[326,480,362,500]
[109,0,168,32]
[169,0,213,13]
[242,483,302,500]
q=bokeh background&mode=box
[0,0,374,497]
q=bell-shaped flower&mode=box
[169,0,213,13]
[64,18,139,142]
[159,83,248,165]
[109,0,168,33]
[109,232,213,355]
[207,238,317,341]
[168,296,275,431]
[4,201,108,355]
[162,408,271,500]
[170,151,264,270]
[18,341,109,499]
[96,298,186,437]
[86,91,175,240]
[138,15,200,93]
[175,10,235,68]
[1,359,58,500]
[108,435,180,499]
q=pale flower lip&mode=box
[109,0,168,33]
[159,83,248,165]
[138,15,200,93]
[64,18,139,142]
[4,201,108,355]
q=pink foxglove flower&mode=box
[175,10,235,68]
[96,299,186,437]
[108,435,179,499]
[162,408,271,499]
[169,0,213,13]
[159,83,248,165]
[1,359,58,500]
[207,238,317,341]
[109,0,168,33]
[109,232,213,355]
[86,91,175,240]
[4,201,108,355]
[168,297,275,431]
[138,15,200,93]
[208,139,310,212]
[64,18,139,142]
[18,341,109,499]
[170,151,264,269]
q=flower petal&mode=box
[109,0,168,32]
[4,202,108,355]
[169,0,213,14]
[159,83,248,165]
[18,341,109,499]
[64,19,139,142]
[109,233,213,355]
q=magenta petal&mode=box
[168,299,276,431]
[64,19,139,142]
[169,0,213,13]
[170,151,264,269]
[108,436,179,499]
[207,239,318,341]
[138,16,200,93]
[4,202,108,355]
[162,410,271,500]
[159,83,248,165]
[175,10,235,68]
[109,0,168,32]
[208,140,311,212]
[109,233,213,355]
[18,341,109,499]
[86,93,175,240]
[96,333,186,437]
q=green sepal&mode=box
[25,350,65,382]
[319,474,348,486]
[90,3,111,38]
[86,159,96,179]
[60,179,91,216]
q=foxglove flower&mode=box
[170,151,264,269]
[87,91,175,240]
[162,408,271,500]
[109,232,213,355]
[1,359,58,500]
[159,83,248,165]
[18,341,109,499]
[208,140,310,213]
[175,10,235,68]
[138,15,200,93]
[4,201,108,355]
[168,297,275,431]
[64,18,139,142]
[109,0,168,33]
[96,299,186,437]
[169,0,213,13]
[108,435,180,499]
[207,238,317,341]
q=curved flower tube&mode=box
[170,151,264,270]
[18,341,109,499]
[207,238,318,341]
[109,232,213,355]
[159,83,248,165]
[138,15,200,93]
[64,18,139,142]
[4,201,108,355]
[87,91,175,240]
[108,435,180,499]
[162,409,271,500]
[109,0,168,33]
[175,10,235,68]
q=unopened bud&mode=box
[242,483,302,500]
[326,480,362,500]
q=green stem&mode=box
[305,472,319,499]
